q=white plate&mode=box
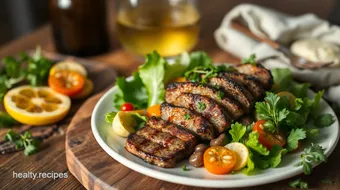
[91,85,339,188]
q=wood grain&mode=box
[0,0,338,189]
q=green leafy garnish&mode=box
[313,114,335,128]
[255,92,290,133]
[139,51,166,107]
[197,102,206,111]
[289,178,308,189]
[229,122,246,142]
[184,113,191,120]
[245,131,269,156]
[105,112,117,125]
[182,165,189,171]
[0,112,18,128]
[241,54,257,65]
[242,149,256,175]
[253,145,287,169]
[0,47,52,100]
[113,72,148,110]
[295,143,327,175]
[217,91,224,100]
[286,128,306,151]
[5,130,41,156]
[130,113,147,130]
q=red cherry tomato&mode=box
[120,103,134,111]
[252,120,286,150]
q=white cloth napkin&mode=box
[214,4,340,106]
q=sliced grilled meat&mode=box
[126,118,197,168]
[234,64,273,90]
[222,72,265,99]
[146,117,197,156]
[126,134,180,168]
[160,103,215,140]
[238,115,254,126]
[207,76,254,112]
[166,82,244,119]
[172,93,230,133]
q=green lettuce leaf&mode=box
[113,72,148,110]
[139,51,166,107]
[313,114,335,128]
[271,68,293,92]
[163,52,190,84]
[242,149,257,175]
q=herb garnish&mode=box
[217,91,224,100]
[184,113,191,120]
[289,178,308,189]
[182,165,189,171]
[5,130,41,156]
[0,47,53,100]
[241,54,257,65]
[295,143,327,175]
[0,112,18,128]
[197,102,206,111]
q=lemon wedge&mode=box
[4,86,71,125]
[225,142,249,171]
[112,111,137,137]
[50,60,87,77]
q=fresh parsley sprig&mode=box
[255,92,290,133]
[5,130,41,156]
[0,47,53,100]
[295,143,327,175]
[289,178,308,189]
[241,54,257,65]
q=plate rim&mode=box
[91,83,340,188]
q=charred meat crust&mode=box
[222,72,265,99]
[160,103,215,140]
[126,134,178,168]
[172,93,230,133]
[165,82,244,119]
[146,117,197,156]
[207,76,254,112]
[125,117,197,168]
[234,64,273,90]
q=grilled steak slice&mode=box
[160,103,215,140]
[238,115,255,126]
[146,117,197,156]
[126,134,180,168]
[234,64,273,90]
[166,82,244,119]
[172,93,230,133]
[126,118,197,168]
[207,76,254,112]
[223,72,265,99]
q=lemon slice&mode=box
[4,86,71,125]
[112,111,137,137]
[225,142,249,171]
[50,60,87,77]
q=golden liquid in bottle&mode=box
[116,4,200,57]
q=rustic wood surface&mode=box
[0,0,338,189]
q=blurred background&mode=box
[0,0,339,46]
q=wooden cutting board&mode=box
[65,88,340,190]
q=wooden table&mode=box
[0,0,338,189]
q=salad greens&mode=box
[112,51,219,110]
[295,143,327,175]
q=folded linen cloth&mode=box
[215,4,340,106]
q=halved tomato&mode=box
[203,146,236,175]
[48,70,85,96]
[252,120,286,149]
